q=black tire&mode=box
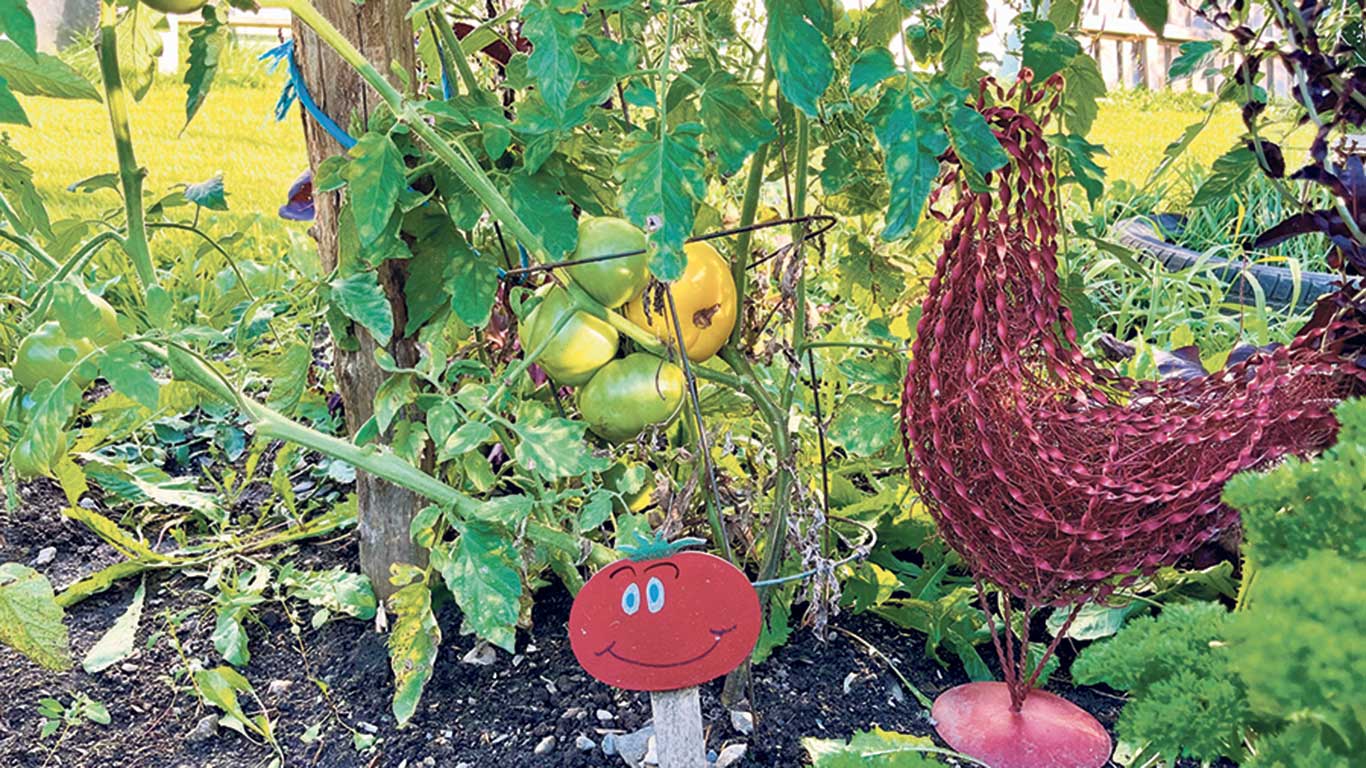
[1110,216,1355,313]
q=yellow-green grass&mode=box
[1090,97,1245,188]
[14,77,308,237]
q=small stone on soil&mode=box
[729,709,753,735]
[575,735,596,752]
[33,546,56,566]
[596,708,615,721]
[462,642,497,666]
[533,735,556,755]
[184,714,218,744]
[715,743,747,767]
[267,679,293,697]
[356,720,378,734]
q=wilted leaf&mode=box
[0,564,71,671]
[435,522,522,652]
[83,580,145,673]
[184,173,228,210]
[387,577,440,727]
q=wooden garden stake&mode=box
[650,687,706,768]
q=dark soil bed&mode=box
[1,478,1129,768]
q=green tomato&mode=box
[9,437,51,479]
[80,288,123,346]
[139,0,208,13]
[577,353,685,442]
[12,321,96,391]
[518,285,619,386]
[567,217,650,309]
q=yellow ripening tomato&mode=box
[624,241,737,362]
[518,285,619,386]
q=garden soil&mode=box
[2,477,1155,768]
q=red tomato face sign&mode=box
[568,552,761,691]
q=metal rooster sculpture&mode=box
[901,73,1363,768]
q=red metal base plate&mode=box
[932,682,1111,768]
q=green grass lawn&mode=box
[15,73,308,235]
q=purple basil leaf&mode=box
[1156,345,1208,381]
[279,169,315,222]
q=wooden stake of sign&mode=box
[650,687,706,768]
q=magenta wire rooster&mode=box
[900,72,1362,768]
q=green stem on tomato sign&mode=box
[98,0,156,293]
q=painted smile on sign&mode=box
[569,552,761,691]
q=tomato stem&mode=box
[97,0,157,294]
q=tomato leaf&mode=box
[193,666,262,737]
[10,379,80,478]
[442,237,499,328]
[0,0,38,58]
[512,405,609,479]
[766,0,834,117]
[0,564,71,671]
[1169,40,1217,80]
[509,171,578,260]
[0,141,50,236]
[119,6,167,102]
[183,6,226,130]
[0,73,27,125]
[82,578,145,674]
[804,728,941,767]
[849,48,897,94]
[0,40,98,101]
[521,0,583,118]
[435,522,522,652]
[98,344,160,411]
[699,72,777,176]
[1020,20,1082,82]
[1052,133,1108,205]
[330,272,394,343]
[942,0,989,86]
[1129,0,1168,36]
[828,394,897,456]
[945,104,1009,189]
[870,89,942,241]
[344,132,405,248]
[387,574,441,727]
[616,123,706,282]
[1059,51,1106,136]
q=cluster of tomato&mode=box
[518,217,737,442]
